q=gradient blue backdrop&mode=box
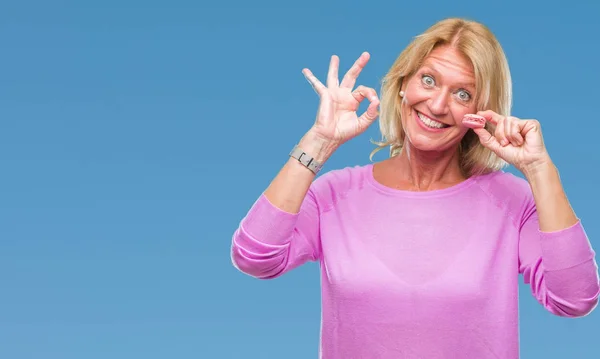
[1,0,598,358]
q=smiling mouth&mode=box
[416,111,450,129]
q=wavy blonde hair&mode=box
[371,18,512,176]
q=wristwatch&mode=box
[289,145,323,174]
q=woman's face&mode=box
[400,45,478,153]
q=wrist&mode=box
[297,131,340,164]
[521,154,554,181]
[523,161,560,196]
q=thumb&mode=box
[472,127,502,154]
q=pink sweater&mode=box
[231,164,600,358]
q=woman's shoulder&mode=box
[308,163,373,204]
[471,169,535,210]
[313,163,372,189]
[473,170,531,194]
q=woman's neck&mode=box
[391,142,465,191]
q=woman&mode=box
[230,18,600,358]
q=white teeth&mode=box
[417,112,446,129]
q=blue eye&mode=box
[457,90,471,101]
[421,75,435,87]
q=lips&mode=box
[415,111,450,129]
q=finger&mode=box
[472,127,502,154]
[340,52,370,89]
[507,116,524,146]
[352,85,379,104]
[302,68,327,95]
[327,55,339,88]
[495,116,509,147]
[477,110,504,126]
[504,116,512,146]
[357,95,380,125]
[520,119,541,138]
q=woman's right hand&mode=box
[302,52,380,147]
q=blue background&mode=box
[1,0,598,358]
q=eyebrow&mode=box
[420,64,476,90]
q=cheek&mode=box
[400,97,416,128]
[400,86,425,123]
[452,105,477,127]
[402,82,426,105]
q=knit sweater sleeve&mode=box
[230,189,321,279]
[228,165,350,280]
[518,194,600,317]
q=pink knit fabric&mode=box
[231,164,600,358]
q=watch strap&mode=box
[289,145,323,174]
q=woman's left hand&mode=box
[468,110,553,177]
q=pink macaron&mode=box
[462,114,486,129]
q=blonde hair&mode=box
[370,18,512,176]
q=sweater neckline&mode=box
[364,163,495,198]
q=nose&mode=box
[429,89,450,116]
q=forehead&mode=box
[420,45,475,85]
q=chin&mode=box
[405,134,455,153]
